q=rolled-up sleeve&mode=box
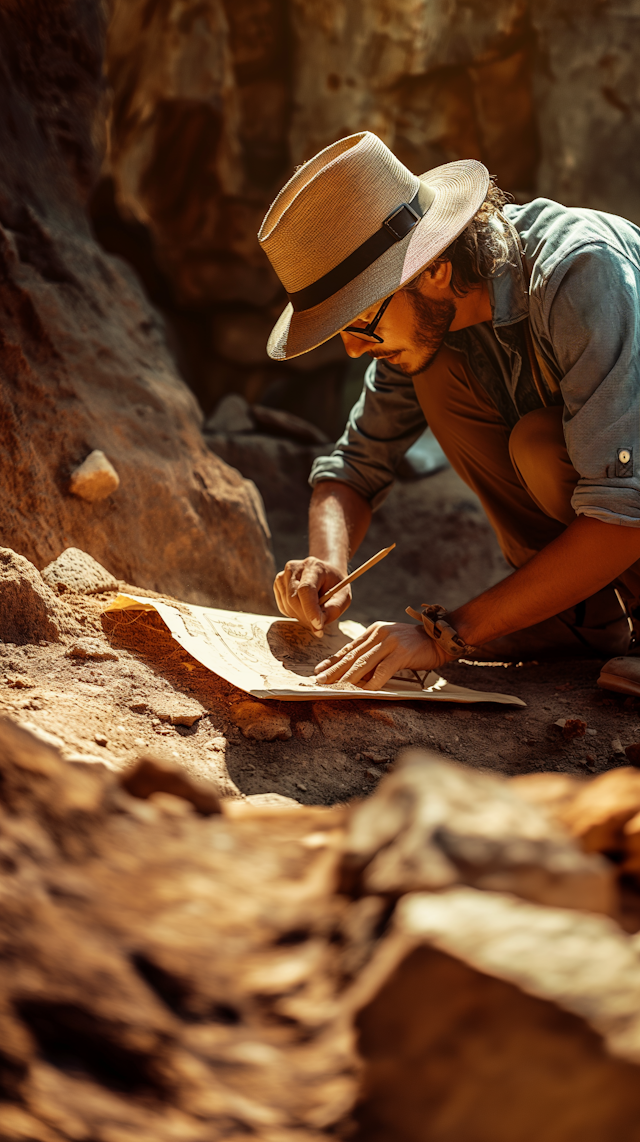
[309,359,425,509]
[545,244,640,525]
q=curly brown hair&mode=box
[406,181,513,297]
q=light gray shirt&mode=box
[310,198,640,527]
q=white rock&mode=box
[69,450,120,502]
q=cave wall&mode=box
[0,0,276,613]
[99,0,640,426]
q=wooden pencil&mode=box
[318,543,396,605]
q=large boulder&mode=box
[0,1,275,613]
[3,723,640,1140]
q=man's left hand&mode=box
[314,621,449,690]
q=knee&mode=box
[510,407,577,524]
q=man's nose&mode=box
[340,331,373,358]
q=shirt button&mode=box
[619,449,631,464]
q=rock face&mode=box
[4,721,640,1140]
[0,0,275,613]
[98,0,640,423]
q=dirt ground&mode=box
[2,573,640,809]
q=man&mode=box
[257,131,640,693]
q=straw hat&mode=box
[258,131,490,360]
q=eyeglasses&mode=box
[343,293,394,343]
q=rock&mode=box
[120,755,221,815]
[252,404,330,445]
[294,720,315,740]
[245,791,302,809]
[5,719,640,1139]
[65,638,118,661]
[0,1,276,614]
[509,772,584,819]
[69,449,121,502]
[4,674,36,689]
[555,716,588,741]
[0,548,62,645]
[342,749,614,913]
[152,698,205,727]
[626,743,640,767]
[206,431,332,513]
[206,393,255,434]
[41,547,118,594]
[231,699,292,741]
[559,767,640,853]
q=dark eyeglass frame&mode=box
[343,293,394,343]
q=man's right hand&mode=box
[273,556,352,637]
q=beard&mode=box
[384,291,456,377]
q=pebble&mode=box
[69,450,120,503]
[66,639,118,661]
[294,721,315,740]
[94,734,108,747]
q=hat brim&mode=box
[266,158,490,361]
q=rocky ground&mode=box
[3,542,640,814]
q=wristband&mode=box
[405,604,478,660]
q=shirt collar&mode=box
[487,216,530,327]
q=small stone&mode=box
[555,717,587,741]
[69,450,120,502]
[365,767,381,783]
[587,728,598,736]
[294,721,315,740]
[66,639,118,661]
[94,734,108,747]
[5,674,35,689]
[362,750,391,764]
[41,547,118,594]
[585,753,597,764]
[296,782,307,792]
[232,700,292,742]
[206,736,227,751]
[504,713,515,721]
[611,737,625,755]
[133,737,147,747]
[155,709,203,727]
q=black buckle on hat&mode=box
[383,202,421,241]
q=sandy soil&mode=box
[2,573,640,809]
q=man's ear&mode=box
[425,259,453,291]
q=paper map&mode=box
[105,594,525,706]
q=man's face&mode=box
[340,261,457,377]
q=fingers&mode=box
[273,558,349,636]
[297,563,327,636]
[316,637,388,686]
[321,586,352,627]
[314,624,379,674]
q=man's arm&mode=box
[274,356,425,632]
[273,481,371,635]
[313,515,640,688]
